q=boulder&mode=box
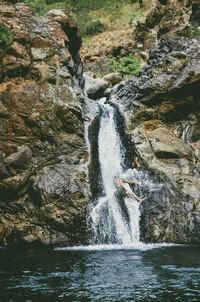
[84,74,109,99]
[23,234,37,243]
[103,72,123,85]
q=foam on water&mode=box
[55,242,179,252]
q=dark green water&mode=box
[0,244,199,302]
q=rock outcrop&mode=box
[0,1,89,247]
[133,0,200,59]
[112,13,200,243]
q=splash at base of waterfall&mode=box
[90,194,140,244]
[55,242,179,251]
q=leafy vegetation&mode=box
[21,0,151,36]
[81,20,106,36]
[109,54,141,76]
[189,26,200,38]
[0,24,12,53]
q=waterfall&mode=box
[89,98,141,245]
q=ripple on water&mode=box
[0,245,199,301]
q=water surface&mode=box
[0,244,199,301]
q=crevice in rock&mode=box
[87,113,102,200]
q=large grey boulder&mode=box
[103,72,123,85]
[84,74,109,99]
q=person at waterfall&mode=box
[113,176,145,203]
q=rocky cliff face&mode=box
[134,0,200,59]
[0,1,89,247]
[111,0,200,243]
[0,0,199,247]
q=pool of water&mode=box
[0,244,199,301]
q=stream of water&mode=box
[89,98,141,244]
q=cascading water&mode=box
[89,98,141,245]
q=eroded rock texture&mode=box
[112,24,200,243]
[0,1,89,247]
[134,0,200,59]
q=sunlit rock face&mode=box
[0,1,89,247]
[112,29,200,243]
[133,0,200,59]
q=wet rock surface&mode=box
[0,1,89,247]
[112,22,200,243]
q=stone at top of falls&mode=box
[84,72,123,100]
[102,72,123,86]
[84,74,109,100]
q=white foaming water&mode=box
[89,98,141,245]
[55,243,179,252]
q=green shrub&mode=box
[108,57,119,73]
[0,24,12,53]
[22,1,105,36]
[189,26,200,38]
[21,0,150,37]
[109,54,141,76]
[82,20,105,36]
